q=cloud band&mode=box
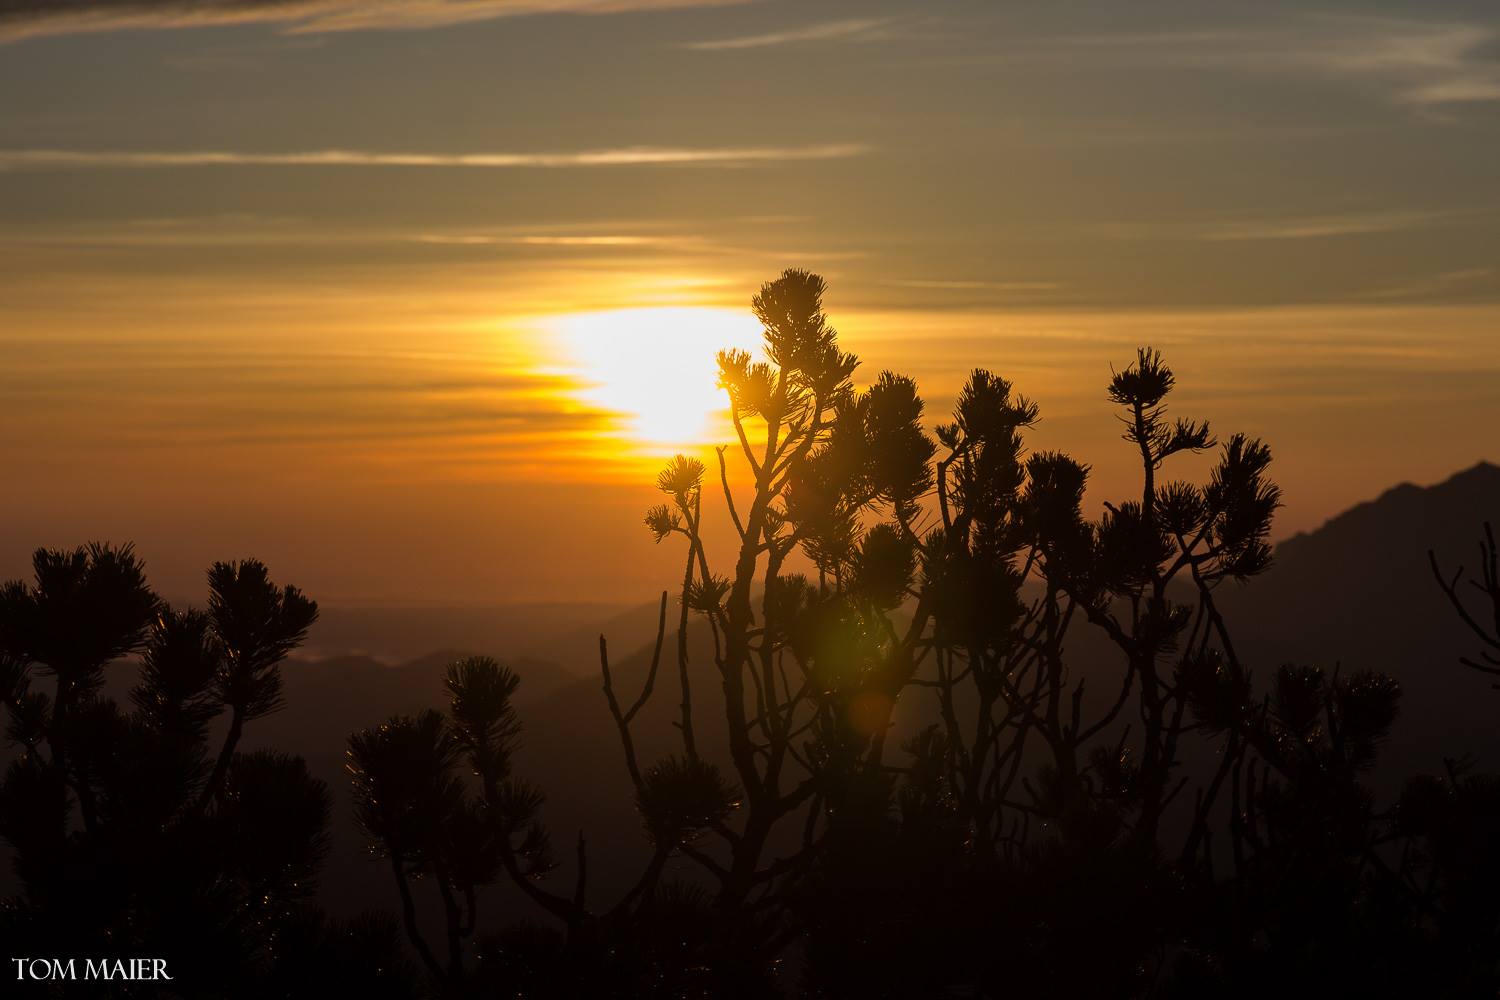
[0,143,871,170]
[0,0,747,42]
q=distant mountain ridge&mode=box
[1223,459,1500,778]
[299,602,635,672]
[18,462,1492,921]
[500,459,1500,908]
[1276,461,1500,568]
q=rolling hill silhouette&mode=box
[2,462,1494,986]
[1222,461,1500,781]
[300,601,637,671]
[215,462,1500,917]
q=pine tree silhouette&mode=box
[5,272,1497,997]
[0,546,418,998]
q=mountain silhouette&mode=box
[109,462,1492,921]
[300,602,635,671]
[1223,461,1500,779]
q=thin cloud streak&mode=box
[1201,209,1467,242]
[685,17,896,51]
[412,234,662,247]
[889,279,1062,292]
[1056,208,1480,245]
[0,0,748,42]
[1022,15,1500,108]
[0,229,674,250]
[1360,267,1496,302]
[0,144,871,171]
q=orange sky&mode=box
[2,0,1498,604]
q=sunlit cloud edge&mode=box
[0,0,750,43]
[0,143,871,172]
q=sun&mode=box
[548,306,764,454]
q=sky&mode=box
[2,0,1498,605]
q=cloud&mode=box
[685,16,896,51]
[1361,267,1496,302]
[412,234,661,247]
[0,143,870,170]
[1201,209,1466,242]
[0,0,747,42]
[889,279,1061,292]
[0,223,674,250]
[1061,208,1478,245]
[1031,15,1500,108]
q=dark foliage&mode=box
[0,548,414,997]
[4,272,1497,998]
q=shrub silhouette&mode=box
[586,271,1498,995]
[3,271,1497,997]
[0,546,416,997]
[1432,521,1500,689]
[329,270,1498,997]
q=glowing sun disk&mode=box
[548,307,763,452]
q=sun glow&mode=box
[547,306,763,455]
